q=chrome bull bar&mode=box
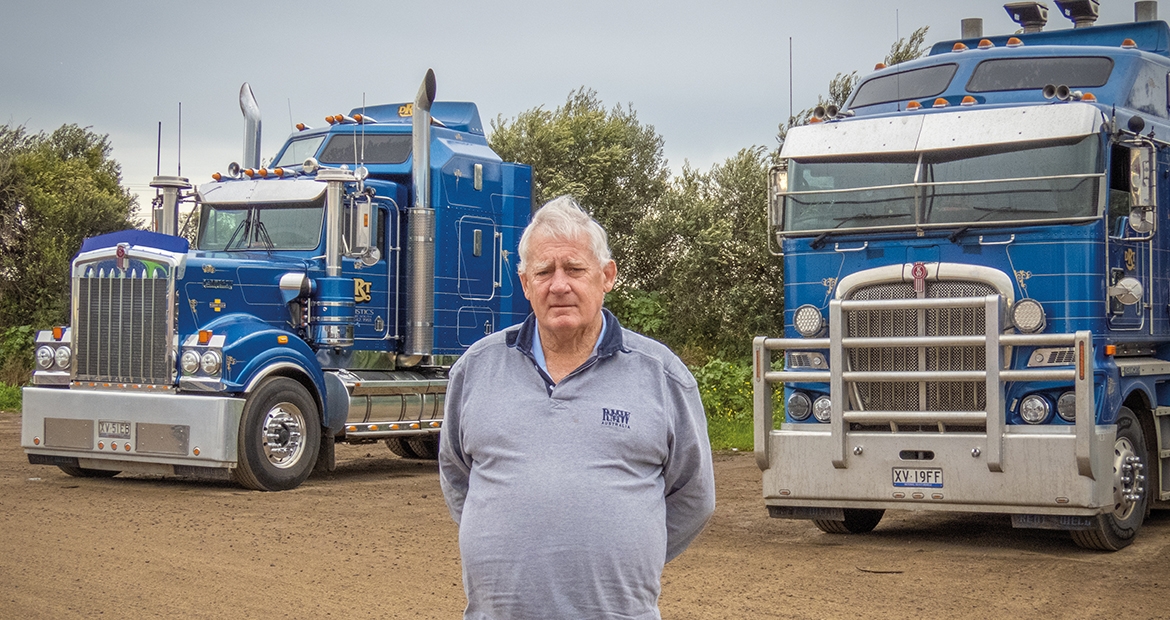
[753,294,1096,478]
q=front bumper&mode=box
[761,424,1115,516]
[22,387,244,473]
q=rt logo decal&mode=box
[354,278,372,303]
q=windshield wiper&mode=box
[972,205,1056,221]
[222,216,252,251]
[810,213,912,249]
[254,220,276,253]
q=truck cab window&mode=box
[273,135,327,168]
[197,199,325,251]
[1109,144,1133,235]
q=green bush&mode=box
[0,383,20,412]
[693,358,753,422]
[0,325,33,386]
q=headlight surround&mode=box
[1056,391,1076,422]
[1020,394,1051,424]
[1012,299,1046,334]
[793,304,825,338]
[54,346,71,369]
[181,350,201,375]
[200,351,222,376]
[813,396,833,423]
[35,346,55,370]
[787,392,812,421]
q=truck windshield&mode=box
[273,136,327,168]
[784,135,1101,233]
[197,199,325,251]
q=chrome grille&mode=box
[847,280,997,414]
[74,269,172,384]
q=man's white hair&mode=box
[517,196,612,273]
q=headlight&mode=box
[54,346,71,369]
[35,346,54,370]
[1012,299,1046,334]
[200,351,222,376]
[787,392,812,421]
[1056,391,1076,422]
[793,305,824,337]
[1020,394,1050,424]
[181,350,201,375]
[813,396,832,423]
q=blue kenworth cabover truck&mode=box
[21,71,532,491]
[755,1,1170,549]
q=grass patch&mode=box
[0,383,21,412]
[706,414,753,451]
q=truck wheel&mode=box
[1071,407,1148,551]
[406,436,439,460]
[232,377,321,491]
[385,438,420,459]
[814,509,885,534]
[57,465,119,478]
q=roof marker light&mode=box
[978,39,995,49]
[933,98,949,108]
[258,168,268,178]
[952,42,969,52]
[809,117,824,123]
[1122,38,1137,49]
[212,172,222,181]
[326,115,336,125]
[1082,92,1097,101]
[1006,37,1024,47]
[243,168,255,178]
[874,62,887,70]
[961,96,977,106]
[353,114,364,123]
[907,100,922,110]
[198,329,212,345]
[273,167,284,177]
[296,123,309,131]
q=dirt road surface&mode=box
[2,411,1168,619]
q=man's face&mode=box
[519,232,617,338]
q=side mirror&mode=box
[1129,145,1157,233]
[768,165,788,229]
[345,195,380,265]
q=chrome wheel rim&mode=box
[1112,436,1145,520]
[262,403,306,469]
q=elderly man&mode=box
[439,196,716,619]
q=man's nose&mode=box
[548,268,572,293]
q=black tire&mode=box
[57,465,119,478]
[1071,407,1148,551]
[232,377,321,491]
[814,509,885,534]
[406,435,439,460]
[385,437,420,459]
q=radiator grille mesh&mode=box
[74,270,171,385]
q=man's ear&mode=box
[519,270,532,300]
[602,260,617,292]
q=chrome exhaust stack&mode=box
[404,69,438,362]
[1136,0,1158,21]
[239,83,262,170]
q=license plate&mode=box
[98,420,131,439]
[892,467,943,488]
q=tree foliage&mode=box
[489,89,670,289]
[0,125,139,330]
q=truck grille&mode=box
[74,270,172,385]
[846,281,996,414]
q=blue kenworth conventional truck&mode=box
[755,1,1170,549]
[21,71,532,491]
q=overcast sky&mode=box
[1,0,1151,206]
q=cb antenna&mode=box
[155,121,162,199]
[177,102,182,177]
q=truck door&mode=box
[1106,142,1154,333]
[346,203,392,341]
[457,216,498,301]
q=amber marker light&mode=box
[325,115,336,124]
[410,423,421,429]
[198,330,213,345]
[273,168,284,177]
[212,172,223,181]
[874,62,887,70]
[369,425,379,431]
[258,168,268,178]
[978,39,994,49]
[277,335,289,344]
[1006,37,1024,47]
[124,443,131,451]
[354,114,364,122]
[429,421,440,428]
[390,424,400,430]
[244,168,255,178]
[809,117,823,123]
[33,437,40,445]
[111,443,118,451]
[1122,38,1137,49]
[1105,344,1117,356]
[961,96,977,106]
[933,98,949,108]
[52,326,65,340]
[193,447,200,456]
[296,123,307,131]
[97,442,104,449]
[906,100,922,110]
[346,426,358,432]
[952,42,968,52]
[1083,92,1097,101]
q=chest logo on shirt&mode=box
[601,407,631,429]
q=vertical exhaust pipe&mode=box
[1136,1,1158,21]
[405,69,438,360]
[239,83,262,170]
[961,18,984,39]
